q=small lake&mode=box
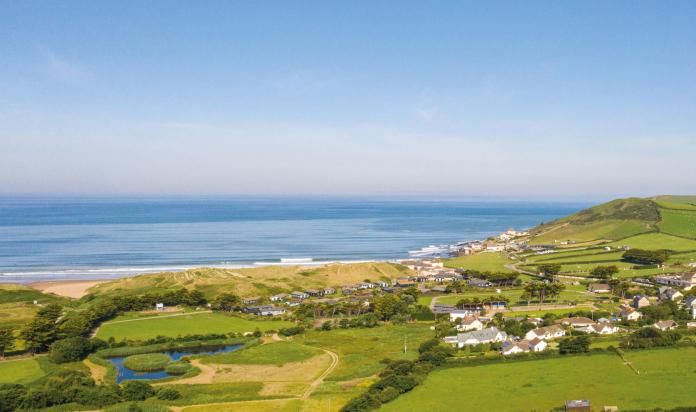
[109,344,242,383]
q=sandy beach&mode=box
[29,279,108,299]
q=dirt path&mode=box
[301,348,339,400]
[83,358,107,384]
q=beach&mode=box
[29,279,108,299]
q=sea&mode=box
[0,196,591,283]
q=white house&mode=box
[559,317,595,328]
[290,291,309,300]
[450,309,479,322]
[455,317,484,332]
[501,337,547,355]
[659,287,683,302]
[584,323,619,335]
[621,307,643,321]
[525,325,566,341]
[155,303,165,311]
[444,327,508,348]
[528,337,547,352]
[270,293,287,302]
[653,320,678,331]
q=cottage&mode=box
[290,291,309,300]
[659,287,683,302]
[323,287,336,295]
[305,289,323,297]
[525,325,566,341]
[394,278,416,288]
[655,272,696,288]
[242,296,260,305]
[632,295,651,309]
[375,281,389,288]
[588,283,611,293]
[444,327,508,348]
[528,337,547,352]
[341,286,357,295]
[244,305,286,316]
[455,317,484,332]
[559,317,595,328]
[585,323,619,335]
[449,309,480,321]
[286,300,302,307]
[621,307,643,321]
[653,320,678,331]
[501,337,547,355]
[270,293,287,302]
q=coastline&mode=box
[29,279,109,299]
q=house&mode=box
[525,325,566,341]
[450,309,480,321]
[585,323,619,335]
[431,285,448,293]
[621,307,643,321]
[290,291,309,300]
[358,282,375,289]
[270,293,287,302]
[431,304,456,315]
[244,305,286,316]
[444,327,508,348]
[559,317,595,328]
[394,278,416,288]
[685,296,696,319]
[632,295,651,309]
[305,289,323,297]
[565,400,591,412]
[323,287,336,295]
[588,283,611,293]
[375,281,389,288]
[341,286,357,295]
[501,340,529,355]
[528,337,547,352]
[468,278,492,288]
[155,303,165,311]
[455,317,484,332]
[653,320,678,331]
[242,296,260,305]
[286,300,302,307]
[655,272,696,288]
[659,287,683,302]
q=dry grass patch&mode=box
[211,353,331,383]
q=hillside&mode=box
[85,262,413,300]
[529,196,696,245]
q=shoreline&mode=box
[29,279,109,299]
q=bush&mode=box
[156,387,181,400]
[0,384,26,412]
[164,361,192,375]
[559,336,590,354]
[122,353,171,371]
[49,336,92,363]
[279,326,305,336]
[121,381,154,401]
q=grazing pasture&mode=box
[444,252,515,273]
[382,347,696,412]
[657,209,696,239]
[96,313,294,340]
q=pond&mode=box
[109,344,243,383]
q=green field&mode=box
[444,252,514,273]
[0,358,46,384]
[435,285,595,306]
[96,313,294,340]
[658,208,696,239]
[608,232,696,251]
[204,341,320,365]
[382,347,696,411]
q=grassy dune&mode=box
[88,262,412,300]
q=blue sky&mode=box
[1,1,695,198]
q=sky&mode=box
[1,1,695,198]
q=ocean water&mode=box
[0,197,589,282]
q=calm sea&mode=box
[0,197,589,282]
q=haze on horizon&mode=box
[1,1,695,199]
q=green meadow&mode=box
[204,341,320,365]
[444,252,515,273]
[382,347,696,412]
[96,313,293,340]
[0,358,46,384]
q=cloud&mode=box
[38,47,90,84]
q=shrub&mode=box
[122,353,171,371]
[49,336,92,363]
[121,381,154,401]
[559,336,590,354]
[156,387,181,400]
[279,326,305,336]
[0,384,26,412]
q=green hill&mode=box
[530,195,696,245]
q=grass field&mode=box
[204,341,320,365]
[382,347,696,411]
[96,313,294,340]
[530,219,653,244]
[0,358,46,384]
[444,252,514,273]
[658,208,696,239]
[607,232,696,251]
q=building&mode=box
[525,325,566,341]
[455,317,484,332]
[468,278,492,288]
[621,307,643,321]
[501,337,547,355]
[655,272,696,288]
[659,287,683,302]
[323,287,336,295]
[270,293,287,302]
[565,400,591,412]
[632,295,651,308]
[588,283,611,293]
[584,323,619,335]
[449,309,480,321]
[653,320,678,331]
[559,317,595,328]
[290,291,309,300]
[444,327,508,348]
[305,289,323,297]
[431,304,456,315]
[244,305,286,316]
[242,296,260,305]
[394,278,416,288]
[155,303,165,311]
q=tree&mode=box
[0,384,27,412]
[211,293,240,311]
[49,337,92,363]
[0,328,15,359]
[21,304,63,354]
[558,336,590,354]
[121,381,154,401]
[622,249,672,265]
[591,265,619,279]
[373,294,407,321]
[537,264,562,280]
